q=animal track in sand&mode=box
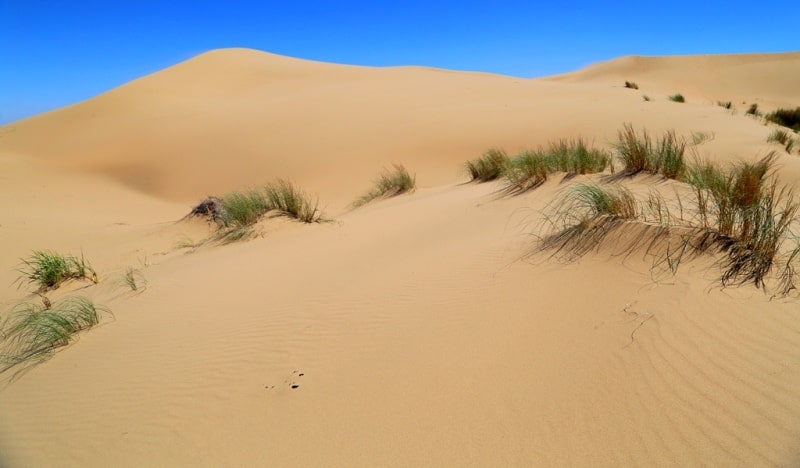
[264,370,305,391]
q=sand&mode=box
[0,49,799,466]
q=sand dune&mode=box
[546,52,800,109]
[1,49,799,466]
[2,48,797,207]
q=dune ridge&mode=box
[1,49,800,466]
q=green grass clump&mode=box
[505,150,550,194]
[263,179,322,223]
[16,251,97,292]
[686,154,775,236]
[683,152,800,290]
[765,107,800,132]
[537,151,800,295]
[668,94,685,103]
[503,139,612,194]
[543,139,613,175]
[192,181,324,238]
[613,124,686,179]
[120,267,146,292]
[539,183,638,257]
[218,189,270,227]
[466,149,509,182]
[353,164,416,207]
[767,128,796,153]
[746,103,762,118]
[624,81,639,90]
[0,296,111,376]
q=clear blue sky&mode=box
[1,1,798,124]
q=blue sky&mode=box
[1,1,798,124]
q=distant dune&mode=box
[547,52,800,106]
[1,48,797,206]
[1,49,799,467]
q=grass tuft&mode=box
[624,81,639,90]
[765,107,800,132]
[353,164,416,207]
[717,101,733,110]
[503,139,612,195]
[1,296,111,376]
[668,94,685,103]
[121,267,146,292]
[642,95,651,102]
[263,180,323,223]
[538,183,638,258]
[537,151,800,295]
[613,124,686,179]
[746,103,762,118]
[190,181,324,241]
[767,128,796,153]
[16,251,97,292]
[466,149,509,182]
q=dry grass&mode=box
[613,124,686,179]
[353,164,416,207]
[504,138,612,195]
[536,152,800,295]
[1,296,111,378]
[466,149,509,182]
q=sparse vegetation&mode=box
[691,131,714,146]
[190,181,324,241]
[717,101,733,110]
[746,103,762,118]
[765,107,800,132]
[120,267,146,292]
[768,128,796,153]
[353,164,416,207]
[624,81,639,90]
[466,149,509,182]
[642,95,651,102]
[0,296,111,376]
[668,94,685,103]
[613,124,686,179]
[16,251,97,292]
[503,138,612,194]
[537,149,800,296]
[263,180,323,223]
[539,183,638,258]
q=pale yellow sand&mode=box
[0,49,799,467]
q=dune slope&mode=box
[1,49,800,466]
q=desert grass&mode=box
[537,151,800,295]
[717,100,733,110]
[466,149,509,182]
[263,180,323,223]
[191,181,324,241]
[613,124,686,179]
[538,183,638,258]
[353,164,416,207]
[691,131,714,146]
[0,296,111,377]
[767,128,796,153]
[624,81,639,89]
[642,95,651,102]
[668,94,685,103]
[686,154,776,236]
[120,267,146,292]
[16,251,97,292]
[746,103,762,118]
[503,139,612,195]
[765,107,800,132]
